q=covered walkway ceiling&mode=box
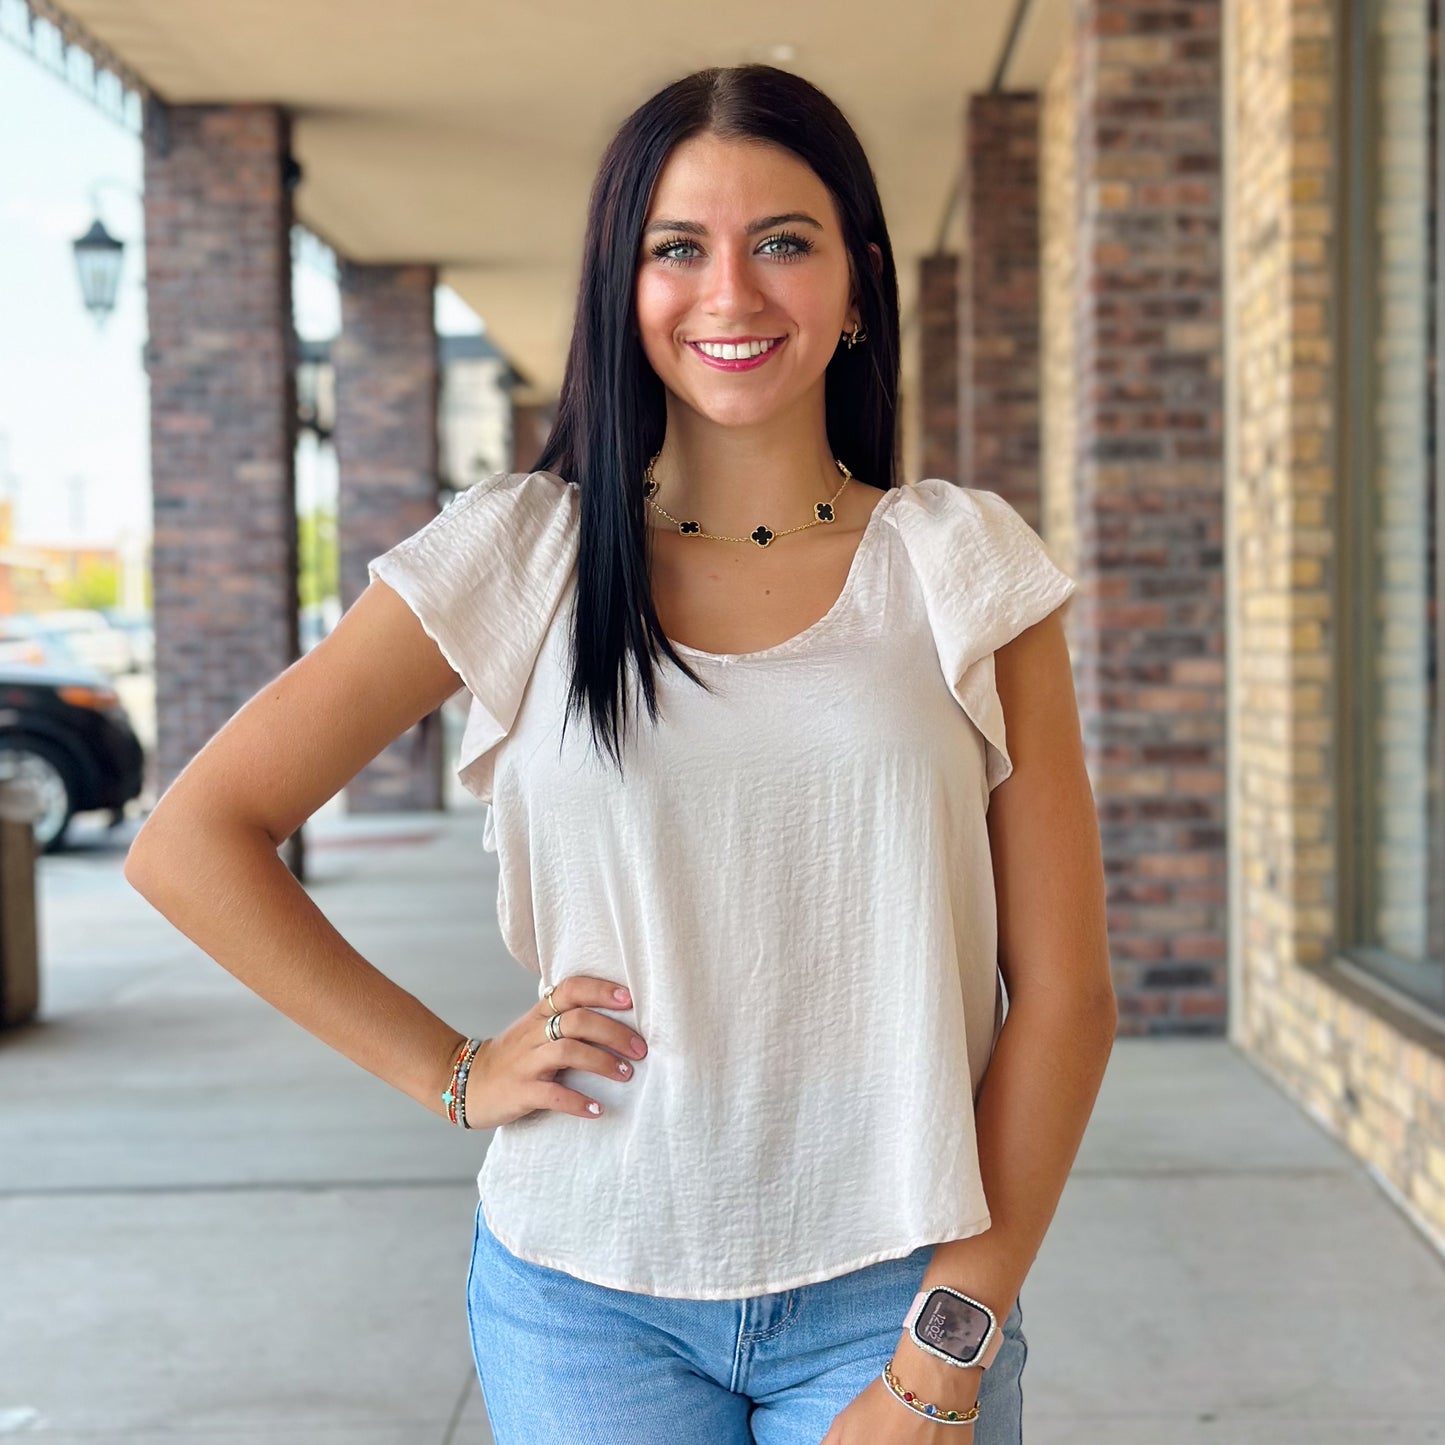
[56,0,1068,400]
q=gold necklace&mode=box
[643,452,853,548]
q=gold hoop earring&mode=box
[844,324,868,350]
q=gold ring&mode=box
[543,984,561,1017]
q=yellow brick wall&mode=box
[1230,0,1445,1247]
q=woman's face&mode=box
[635,132,858,432]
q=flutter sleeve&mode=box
[890,476,1078,793]
[366,469,579,802]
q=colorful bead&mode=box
[443,1037,483,1129]
[881,1359,980,1426]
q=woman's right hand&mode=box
[461,976,647,1130]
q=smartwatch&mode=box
[903,1285,1003,1370]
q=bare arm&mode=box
[890,604,1118,1408]
[123,579,475,1121]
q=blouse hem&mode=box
[478,1193,993,1301]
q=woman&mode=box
[126,64,1115,1444]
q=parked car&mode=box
[0,658,145,852]
[100,608,155,672]
[7,609,135,677]
[0,624,92,674]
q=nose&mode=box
[701,242,765,322]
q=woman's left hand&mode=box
[820,1363,978,1443]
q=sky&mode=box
[0,36,480,552]
[0,38,147,548]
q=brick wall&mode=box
[1231,0,1445,1247]
[1041,38,1080,577]
[335,262,444,813]
[918,253,960,481]
[959,93,1042,523]
[142,105,299,797]
[1068,0,1228,1032]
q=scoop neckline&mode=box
[664,485,902,663]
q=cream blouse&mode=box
[367,469,1078,1300]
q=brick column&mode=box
[1074,0,1226,1032]
[142,106,300,803]
[510,399,555,473]
[959,93,1042,523]
[917,254,960,480]
[335,262,443,813]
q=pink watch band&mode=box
[903,1286,1005,1369]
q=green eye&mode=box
[646,231,816,266]
[758,231,814,258]
[650,239,700,265]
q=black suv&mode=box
[0,661,145,852]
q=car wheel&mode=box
[0,736,77,853]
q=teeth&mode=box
[695,338,777,360]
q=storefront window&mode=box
[1344,0,1445,1014]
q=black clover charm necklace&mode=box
[643,452,853,548]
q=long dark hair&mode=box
[531,64,902,773]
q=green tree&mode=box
[298,504,338,610]
[58,558,119,610]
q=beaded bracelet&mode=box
[442,1036,484,1129]
[881,1359,981,1426]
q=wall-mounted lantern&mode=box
[71,216,126,326]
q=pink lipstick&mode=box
[687,336,786,372]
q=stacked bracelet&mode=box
[881,1359,981,1426]
[442,1036,484,1129]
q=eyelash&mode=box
[647,230,815,267]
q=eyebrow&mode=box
[641,212,826,238]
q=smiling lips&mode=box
[687,336,785,372]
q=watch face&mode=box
[914,1288,992,1364]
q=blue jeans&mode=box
[465,1200,1028,1444]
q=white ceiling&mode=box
[55,0,1070,401]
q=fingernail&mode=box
[614,988,630,1004]
[587,1101,602,1115]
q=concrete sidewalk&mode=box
[2,800,1442,1443]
